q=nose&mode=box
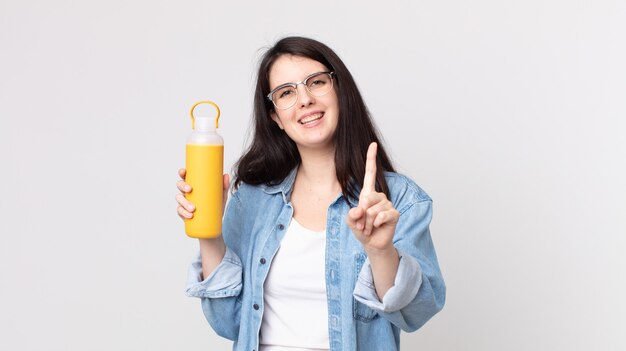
[296,83,315,107]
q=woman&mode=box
[176,36,445,351]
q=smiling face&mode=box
[269,55,339,152]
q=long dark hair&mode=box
[234,36,395,202]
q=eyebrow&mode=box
[271,71,327,90]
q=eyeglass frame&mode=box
[266,71,335,110]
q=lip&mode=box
[297,111,324,125]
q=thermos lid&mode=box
[194,116,213,132]
[190,100,221,130]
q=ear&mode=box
[270,110,284,130]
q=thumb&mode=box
[346,207,364,229]
[221,174,230,213]
[223,174,230,191]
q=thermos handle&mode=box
[190,100,221,130]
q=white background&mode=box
[1,1,625,350]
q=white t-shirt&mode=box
[259,218,330,351]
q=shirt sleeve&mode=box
[352,249,423,313]
[185,246,243,299]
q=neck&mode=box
[296,145,340,191]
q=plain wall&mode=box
[1,0,624,350]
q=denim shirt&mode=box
[186,168,445,351]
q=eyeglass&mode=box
[267,71,335,110]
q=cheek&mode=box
[328,94,340,114]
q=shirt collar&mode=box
[261,167,298,204]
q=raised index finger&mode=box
[362,142,378,194]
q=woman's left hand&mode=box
[346,142,400,253]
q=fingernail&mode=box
[184,185,191,191]
[188,205,195,211]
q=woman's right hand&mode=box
[177,168,230,278]
[176,168,195,220]
[176,168,231,220]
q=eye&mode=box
[307,73,330,89]
[278,88,296,99]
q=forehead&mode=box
[269,55,328,88]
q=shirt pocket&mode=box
[353,253,379,322]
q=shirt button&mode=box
[260,258,266,264]
[253,303,259,310]
[277,224,285,230]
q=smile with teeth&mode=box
[298,112,324,125]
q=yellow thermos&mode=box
[184,101,224,238]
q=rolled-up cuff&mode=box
[185,247,243,298]
[353,250,423,313]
